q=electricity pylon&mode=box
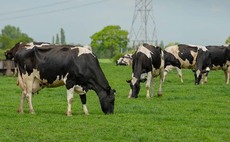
[129,0,157,47]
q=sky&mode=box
[0,0,229,46]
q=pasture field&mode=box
[0,59,229,141]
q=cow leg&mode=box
[21,74,35,114]
[157,71,163,97]
[66,87,74,116]
[17,73,26,113]
[163,70,168,82]
[26,92,34,114]
[25,79,35,114]
[80,94,89,115]
[204,72,208,83]
[176,67,183,83]
[18,91,26,113]
[224,69,230,84]
[146,72,153,98]
[128,73,134,98]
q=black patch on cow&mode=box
[142,43,162,70]
[206,46,230,68]
[164,51,181,68]
[178,44,197,64]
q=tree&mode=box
[55,34,59,44]
[226,36,230,45]
[60,28,66,45]
[0,25,33,49]
[90,25,129,58]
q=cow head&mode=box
[127,77,141,98]
[99,87,115,114]
[5,42,26,60]
[116,54,133,66]
[193,48,211,85]
[5,50,13,60]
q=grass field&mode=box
[0,59,229,141]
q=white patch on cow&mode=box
[74,85,86,94]
[71,47,95,57]
[131,77,138,85]
[196,70,201,78]
[140,73,147,80]
[83,45,92,51]
[188,44,207,51]
[24,42,50,49]
[137,45,151,58]
[25,44,35,49]
[206,67,210,72]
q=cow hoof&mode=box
[157,93,162,97]
[18,110,24,114]
[146,96,151,99]
[18,108,24,114]
[84,112,89,115]
[66,112,72,116]
[30,110,35,114]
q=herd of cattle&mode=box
[4,42,230,116]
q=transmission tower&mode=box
[129,0,157,47]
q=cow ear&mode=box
[192,69,196,72]
[126,80,131,83]
[113,89,116,95]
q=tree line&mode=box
[0,24,230,59]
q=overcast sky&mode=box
[0,0,229,46]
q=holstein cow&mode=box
[14,45,115,116]
[127,43,164,98]
[204,45,230,84]
[163,44,211,84]
[116,53,133,66]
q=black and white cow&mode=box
[204,45,230,84]
[127,43,164,98]
[15,45,115,116]
[116,53,133,66]
[163,44,211,84]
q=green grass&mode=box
[0,61,230,141]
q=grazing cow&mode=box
[116,53,133,66]
[204,45,230,84]
[193,46,211,85]
[15,45,115,116]
[163,44,211,84]
[127,43,164,98]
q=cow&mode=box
[204,45,230,84]
[163,44,211,84]
[116,53,133,66]
[126,43,164,98]
[14,44,115,116]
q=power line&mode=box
[0,0,76,16]
[0,0,108,22]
